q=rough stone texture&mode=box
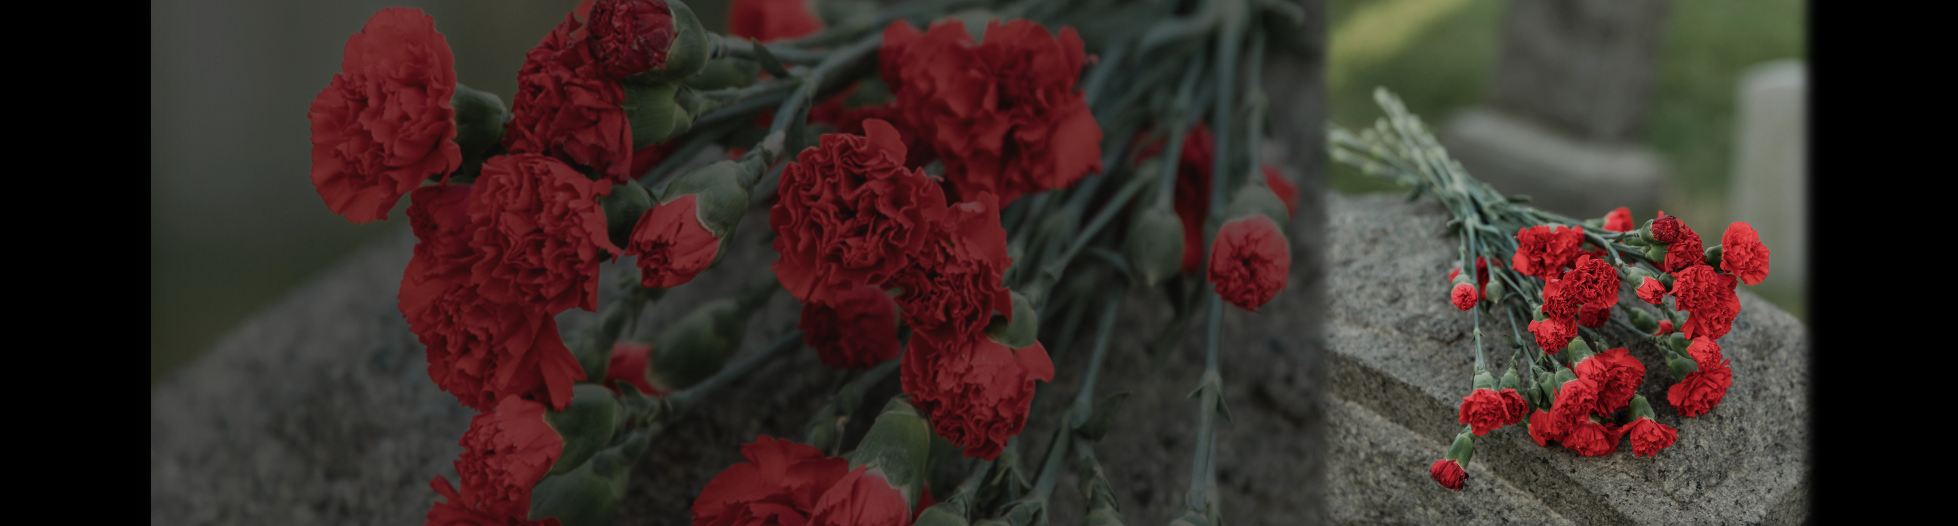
[1487,0,1671,143]
[1322,193,1810,525]
[150,165,1331,526]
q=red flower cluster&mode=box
[1720,222,1771,285]
[427,396,565,525]
[1670,264,1740,340]
[799,283,902,370]
[1512,225,1585,280]
[772,122,1048,461]
[400,184,587,411]
[880,19,1102,204]
[503,14,634,184]
[1208,215,1292,312]
[772,119,948,305]
[307,8,461,224]
[1651,215,1704,274]
[691,436,909,526]
[1458,388,1526,436]
[729,0,824,42]
[1669,337,1734,417]
[1573,347,1645,416]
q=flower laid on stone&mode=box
[309,1,1304,523]
[1332,89,1771,491]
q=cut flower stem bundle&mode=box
[304,0,1312,524]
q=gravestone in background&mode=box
[1440,0,1672,220]
[1727,60,1806,298]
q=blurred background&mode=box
[1325,0,1806,319]
[152,0,1806,382]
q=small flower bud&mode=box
[1665,332,1690,355]
[1628,394,1658,420]
[648,298,748,391]
[1642,244,1667,264]
[529,449,631,526]
[451,83,508,175]
[1666,351,1700,380]
[1629,307,1660,334]
[544,384,622,476]
[1703,244,1724,268]
[660,159,754,236]
[1564,338,1595,366]
[1483,278,1506,305]
[1639,218,1659,244]
[1498,365,1523,392]
[1127,204,1186,287]
[982,290,1040,349]
[846,398,935,509]
[622,82,694,147]
[600,179,655,249]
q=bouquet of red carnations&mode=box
[1329,90,1772,491]
[306,0,1308,524]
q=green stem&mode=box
[666,330,803,414]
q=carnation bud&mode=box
[451,83,508,175]
[1222,181,1291,235]
[1483,278,1506,304]
[529,449,631,526]
[1666,351,1701,380]
[1628,394,1658,420]
[1527,371,1555,411]
[1549,367,1578,399]
[1665,332,1691,355]
[1445,428,1475,464]
[984,290,1041,349]
[1499,365,1523,392]
[683,54,759,90]
[1642,244,1667,264]
[659,159,753,238]
[622,82,695,147]
[1564,338,1595,366]
[648,297,748,391]
[619,0,709,84]
[1128,204,1187,287]
[544,384,622,476]
[1471,358,1498,391]
[1703,244,1724,268]
[600,179,655,248]
[1629,307,1660,334]
[1638,219,1659,244]
[846,398,935,510]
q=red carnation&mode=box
[628,194,721,288]
[893,195,1014,345]
[1429,459,1467,491]
[468,154,618,314]
[1620,417,1678,457]
[691,436,850,526]
[1654,319,1673,335]
[1527,316,1578,353]
[427,396,565,523]
[806,466,911,526]
[800,283,902,370]
[1500,389,1528,426]
[505,14,634,184]
[1670,264,1740,340]
[879,19,1101,204]
[1458,388,1514,436]
[1668,340,1733,418]
[1540,277,1580,320]
[1577,301,1609,328]
[1561,255,1621,309]
[307,7,461,224]
[1551,376,1600,424]
[1561,417,1619,457]
[1527,409,1564,446]
[1688,336,1724,368]
[586,0,677,79]
[401,186,586,411]
[1208,215,1292,312]
[730,0,825,42]
[901,334,1055,461]
[604,341,665,396]
[773,119,950,304]
[1574,347,1645,416]
[1652,215,1704,273]
[1604,207,1634,233]
[1451,282,1479,311]
[1720,222,1771,285]
[1636,277,1667,305]
[1512,225,1585,280]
